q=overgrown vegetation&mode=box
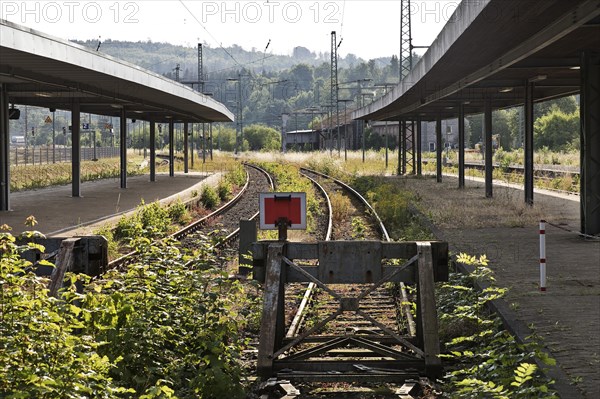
[10,157,146,192]
[332,172,557,398]
[438,254,557,398]
[1,221,254,398]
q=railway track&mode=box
[106,163,273,272]
[254,168,442,398]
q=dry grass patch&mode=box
[393,175,560,230]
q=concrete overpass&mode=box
[0,19,234,211]
[353,0,600,235]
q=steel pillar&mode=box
[169,120,174,177]
[484,99,493,198]
[183,123,189,173]
[436,117,442,183]
[401,120,407,175]
[408,120,415,175]
[209,123,213,160]
[331,31,339,155]
[524,81,534,205]
[580,51,600,235]
[0,84,9,211]
[458,104,465,189]
[400,0,413,80]
[416,118,422,176]
[72,102,81,196]
[149,121,156,182]
[398,120,403,175]
[119,109,127,189]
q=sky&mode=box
[1,0,462,60]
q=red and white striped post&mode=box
[539,220,547,292]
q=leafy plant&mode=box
[168,198,192,225]
[200,185,219,209]
[82,236,248,398]
[0,227,130,398]
[351,217,367,239]
[217,179,233,201]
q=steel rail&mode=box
[294,167,416,338]
[285,172,332,339]
[106,163,273,272]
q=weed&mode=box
[330,192,351,225]
[217,180,233,201]
[168,198,192,225]
[200,185,219,209]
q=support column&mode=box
[436,116,442,183]
[402,120,407,175]
[169,120,174,177]
[398,120,403,175]
[119,109,127,189]
[524,81,534,205]
[458,104,465,189]
[202,123,206,163]
[580,51,600,235]
[183,122,189,173]
[149,121,156,182]
[416,117,422,176]
[0,84,10,211]
[409,120,416,175]
[484,99,493,198]
[209,123,213,160]
[72,102,81,196]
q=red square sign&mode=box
[259,192,307,230]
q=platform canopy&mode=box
[0,19,233,123]
[353,0,600,121]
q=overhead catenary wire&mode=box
[178,0,242,68]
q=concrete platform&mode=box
[0,172,222,237]
[408,174,599,399]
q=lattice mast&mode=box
[197,43,204,92]
[331,31,339,153]
[400,0,413,81]
[400,1,416,174]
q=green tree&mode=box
[243,124,281,151]
[535,95,578,117]
[212,126,237,151]
[492,110,512,149]
[534,107,579,151]
[289,64,314,91]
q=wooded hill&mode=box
[74,39,407,129]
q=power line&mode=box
[178,0,241,67]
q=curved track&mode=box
[106,163,273,272]
[258,168,424,396]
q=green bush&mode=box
[200,185,219,209]
[217,180,233,201]
[0,230,128,397]
[168,198,192,225]
[83,238,247,398]
[114,200,171,243]
[226,165,247,187]
[138,201,170,237]
[1,226,251,398]
[114,213,143,241]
